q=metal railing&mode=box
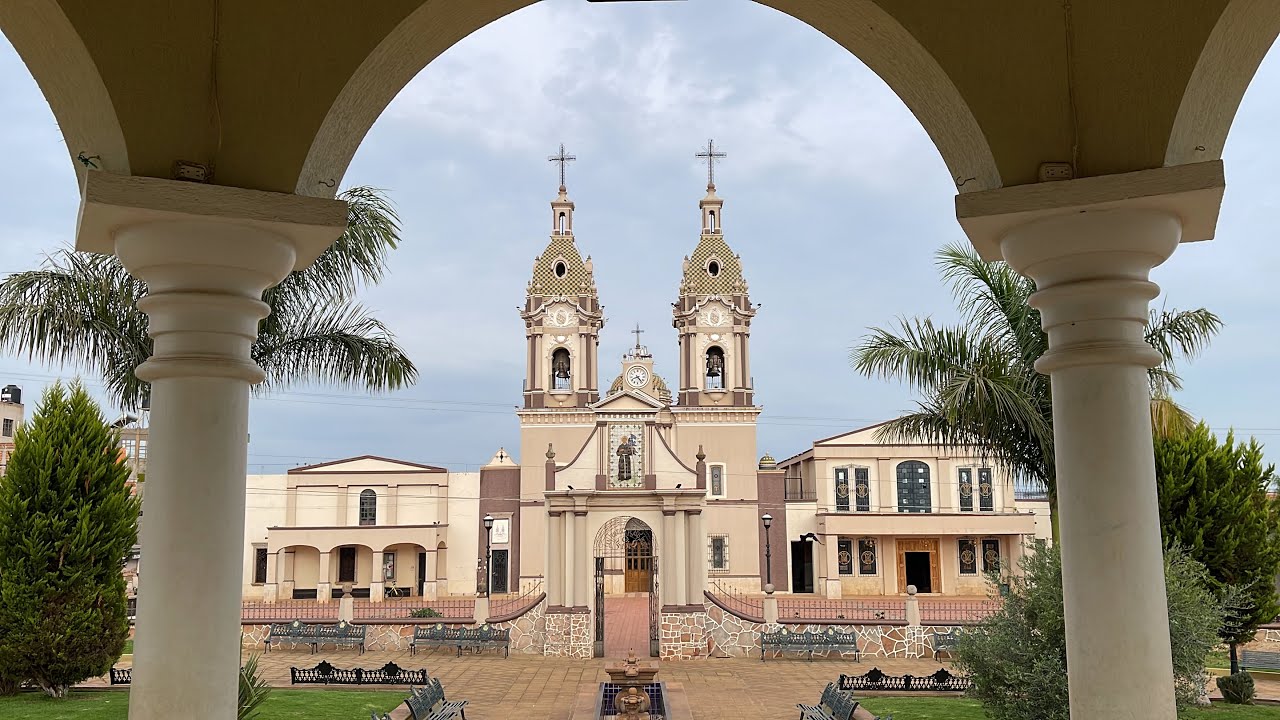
[919,600,1001,624]
[777,597,906,624]
[241,600,339,622]
[487,580,545,622]
[784,488,817,501]
[352,596,475,621]
[706,581,765,622]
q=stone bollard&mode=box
[338,582,354,623]
[763,595,779,625]
[905,584,921,627]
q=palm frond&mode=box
[253,302,418,393]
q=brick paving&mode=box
[602,596,650,658]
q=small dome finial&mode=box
[696,445,706,462]
[546,443,555,460]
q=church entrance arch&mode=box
[593,516,659,658]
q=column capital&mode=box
[999,209,1179,373]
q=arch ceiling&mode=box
[1,0,1277,200]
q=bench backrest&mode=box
[818,682,859,720]
[406,683,445,719]
[1242,650,1280,665]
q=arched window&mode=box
[708,210,717,232]
[895,461,931,513]
[705,346,725,389]
[558,211,567,234]
[551,348,571,390]
[359,489,377,526]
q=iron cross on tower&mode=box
[696,138,726,188]
[548,142,576,189]
[631,324,644,350]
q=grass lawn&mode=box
[0,689,406,720]
[121,639,132,656]
[859,697,1280,719]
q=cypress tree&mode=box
[0,382,140,697]
[1155,422,1280,674]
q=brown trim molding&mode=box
[660,604,707,614]
[546,605,590,614]
[288,454,448,474]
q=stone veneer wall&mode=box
[660,611,709,659]
[703,603,961,659]
[543,610,592,658]
[239,599,549,654]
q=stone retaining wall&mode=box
[239,599,548,655]
[660,611,709,659]
[543,610,591,658]
[703,603,960,659]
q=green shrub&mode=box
[953,544,1222,720]
[410,607,443,619]
[239,654,272,720]
[1215,671,1255,705]
[0,383,141,697]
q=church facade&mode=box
[239,169,1051,655]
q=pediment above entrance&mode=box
[592,390,663,412]
[287,455,446,474]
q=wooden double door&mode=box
[896,538,942,594]
[623,529,653,593]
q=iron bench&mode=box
[266,620,321,652]
[932,628,960,661]
[1241,650,1280,672]
[314,621,367,654]
[763,628,861,662]
[796,682,874,720]
[410,623,509,657]
[291,661,429,685]
[405,678,468,720]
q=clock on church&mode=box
[627,365,649,388]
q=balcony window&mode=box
[895,461,931,513]
[359,489,376,526]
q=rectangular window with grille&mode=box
[837,538,854,575]
[854,467,870,512]
[710,465,724,496]
[1,418,12,437]
[253,547,268,584]
[958,538,978,575]
[857,538,877,575]
[709,535,729,574]
[978,468,995,511]
[959,468,974,511]
[982,538,1001,573]
[835,468,850,512]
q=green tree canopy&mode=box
[0,187,417,411]
[0,382,141,696]
[851,243,1222,538]
[1155,422,1280,672]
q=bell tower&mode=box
[520,144,604,409]
[673,141,756,407]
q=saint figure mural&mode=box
[617,434,637,482]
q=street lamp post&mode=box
[482,514,494,598]
[761,513,774,594]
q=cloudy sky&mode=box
[1,0,1278,473]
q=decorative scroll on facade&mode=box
[609,424,644,488]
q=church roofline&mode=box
[287,454,449,474]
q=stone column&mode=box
[1000,208,1180,720]
[574,511,588,607]
[264,551,279,602]
[547,512,564,606]
[686,509,703,605]
[661,510,677,606]
[317,551,332,602]
[97,177,345,720]
[674,510,688,604]
[905,586,921,627]
[424,550,439,600]
[563,511,576,606]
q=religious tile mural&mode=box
[609,423,644,488]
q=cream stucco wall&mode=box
[444,471,480,596]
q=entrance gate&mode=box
[593,516,659,657]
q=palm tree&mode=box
[851,243,1221,540]
[0,186,417,411]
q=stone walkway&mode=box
[602,596,650,658]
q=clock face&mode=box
[627,366,649,388]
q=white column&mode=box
[686,509,703,605]
[424,550,438,600]
[574,512,588,607]
[264,551,279,602]
[317,551,332,601]
[1000,208,1179,720]
[548,512,564,606]
[674,511,688,605]
[563,511,576,606]
[661,510,676,607]
[116,224,303,720]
